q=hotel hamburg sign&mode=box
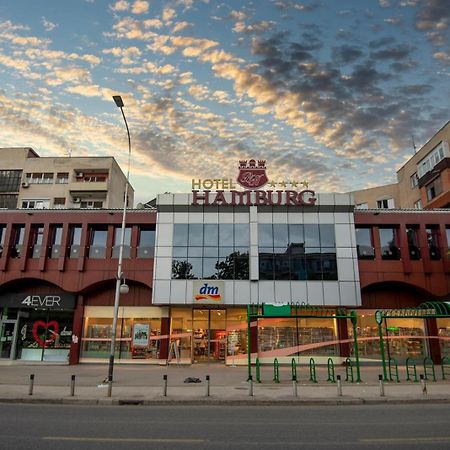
[191,159,316,207]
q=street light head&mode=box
[119,282,129,295]
[113,95,124,108]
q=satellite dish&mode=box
[136,203,144,209]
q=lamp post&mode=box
[107,95,131,396]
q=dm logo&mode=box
[237,159,268,189]
[194,282,223,302]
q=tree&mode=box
[216,251,249,280]
[172,260,195,279]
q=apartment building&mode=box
[0,147,134,210]
[353,121,450,209]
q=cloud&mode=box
[233,20,275,34]
[41,17,58,32]
[172,21,192,33]
[163,7,177,24]
[111,1,129,12]
[131,1,149,14]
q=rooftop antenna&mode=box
[411,135,417,154]
[66,148,72,158]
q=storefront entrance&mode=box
[193,309,226,363]
[0,319,17,359]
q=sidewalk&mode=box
[0,362,449,406]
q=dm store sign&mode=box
[193,281,224,304]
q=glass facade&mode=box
[258,224,337,280]
[379,227,400,260]
[172,224,249,279]
[355,227,375,259]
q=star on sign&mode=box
[278,180,287,188]
[268,180,277,187]
[290,180,299,188]
[301,180,309,188]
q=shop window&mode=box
[426,226,441,260]
[437,318,450,356]
[89,227,108,258]
[406,226,421,260]
[50,225,63,258]
[258,223,337,280]
[355,227,375,259]
[69,225,82,258]
[379,227,400,260]
[30,225,44,258]
[10,225,25,258]
[426,178,442,201]
[56,172,69,184]
[0,225,5,257]
[172,224,249,279]
[137,227,155,258]
[112,226,131,258]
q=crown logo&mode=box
[237,158,268,189]
[238,159,266,170]
[239,160,247,169]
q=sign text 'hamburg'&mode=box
[191,159,316,206]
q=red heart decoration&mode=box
[32,320,60,348]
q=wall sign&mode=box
[191,159,316,206]
[132,323,150,347]
[193,281,224,304]
[0,293,76,309]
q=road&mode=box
[1,403,450,449]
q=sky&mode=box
[0,0,449,205]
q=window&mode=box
[355,227,375,259]
[56,173,69,184]
[172,224,249,279]
[69,226,82,258]
[21,199,50,209]
[376,198,394,209]
[379,227,400,260]
[112,226,132,258]
[446,228,450,260]
[417,141,449,178]
[410,172,419,189]
[0,194,18,208]
[30,225,44,258]
[50,225,63,258]
[80,201,103,209]
[413,199,422,210]
[53,198,65,208]
[0,170,21,192]
[426,178,442,202]
[0,225,5,257]
[258,223,336,280]
[406,226,420,260]
[10,225,25,258]
[89,227,108,258]
[137,228,155,258]
[356,203,368,209]
[426,226,440,260]
[25,173,54,184]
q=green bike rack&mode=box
[309,358,317,383]
[423,357,436,382]
[291,358,297,381]
[405,357,418,382]
[441,356,450,380]
[345,357,354,382]
[326,358,336,383]
[273,358,280,383]
[388,357,400,382]
[256,358,261,383]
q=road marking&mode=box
[361,437,450,443]
[43,437,206,443]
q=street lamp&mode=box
[107,95,132,396]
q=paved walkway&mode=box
[0,362,449,405]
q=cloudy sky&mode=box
[0,0,449,204]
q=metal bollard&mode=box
[378,374,385,397]
[248,374,254,397]
[70,375,76,397]
[336,374,342,397]
[163,374,168,397]
[28,374,35,396]
[206,375,210,397]
[107,375,112,397]
[420,374,427,395]
[292,377,298,397]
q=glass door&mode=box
[0,320,17,359]
[193,309,226,363]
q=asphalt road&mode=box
[1,403,450,449]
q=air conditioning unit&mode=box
[21,181,29,188]
[76,172,84,178]
[73,197,81,203]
